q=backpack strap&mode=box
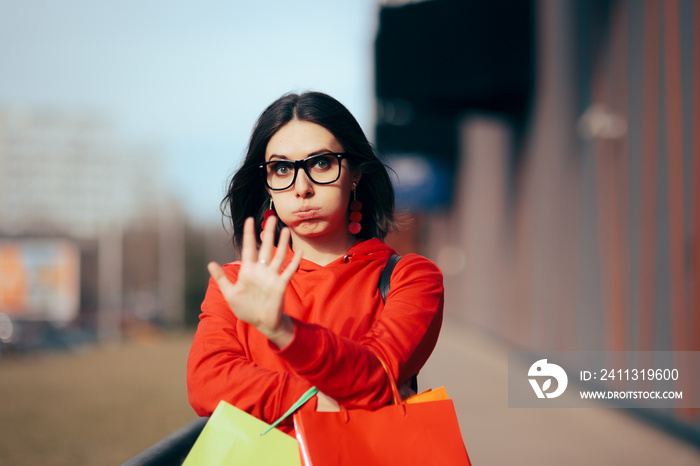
[378,254,401,303]
[377,254,418,392]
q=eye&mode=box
[271,162,293,176]
[310,155,333,170]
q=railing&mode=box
[122,417,208,466]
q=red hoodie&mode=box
[186,238,443,434]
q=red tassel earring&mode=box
[262,197,275,229]
[348,182,362,235]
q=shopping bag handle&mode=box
[376,354,407,417]
[336,355,407,420]
[261,386,319,435]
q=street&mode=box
[1,319,699,465]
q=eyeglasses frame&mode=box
[258,152,349,191]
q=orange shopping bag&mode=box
[293,359,472,466]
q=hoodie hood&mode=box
[293,238,396,272]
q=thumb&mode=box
[207,261,232,291]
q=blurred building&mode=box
[0,108,185,346]
[0,109,162,238]
[376,0,699,444]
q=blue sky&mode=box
[0,0,378,224]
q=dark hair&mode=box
[222,91,397,252]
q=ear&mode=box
[263,189,274,209]
[351,168,362,185]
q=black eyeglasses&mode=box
[259,153,348,191]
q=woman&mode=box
[186,91,443,434]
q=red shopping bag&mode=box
[293,359,472,466]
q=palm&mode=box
[212,260,287,331]
[208,216,302,342]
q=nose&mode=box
[293,167,315,197]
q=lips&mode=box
[293,207,320,220]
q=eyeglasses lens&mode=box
[265,154,341,190]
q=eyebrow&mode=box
[268,149,336,161]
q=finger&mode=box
[240,217,257,264]
[280,245,302,282]
[270,226,290,270]
[258,215,276,264]
[207,261,232,291]
[316,392,340,412]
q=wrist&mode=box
[264,313,295,350]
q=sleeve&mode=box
[274,254,443,410]
[186,264,315,425]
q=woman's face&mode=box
[265,119,360,243]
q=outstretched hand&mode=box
[207,216,303,349]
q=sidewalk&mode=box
[0,332,198,465]
[419,317,700,465]
[1,321,699,465]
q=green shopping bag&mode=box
[183,400,302,466]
